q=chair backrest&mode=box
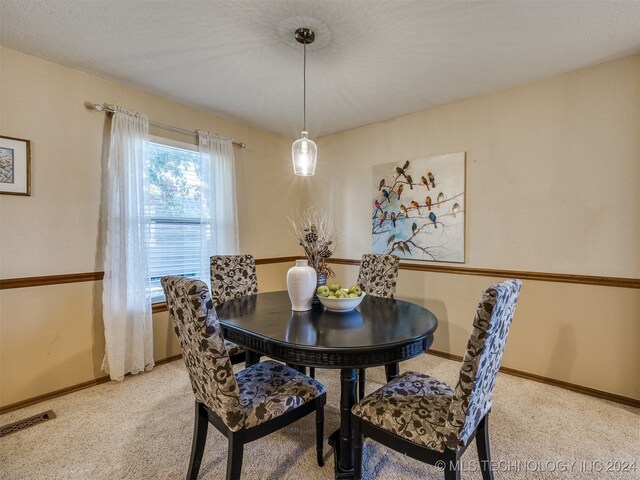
[356,254,400,298]
[444,279,522,449]
[161,276,244,431]
[210,254,259,305]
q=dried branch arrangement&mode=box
[288,207,338,277]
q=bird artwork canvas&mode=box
[371,152,465,262]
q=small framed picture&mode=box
[0,135,31,196]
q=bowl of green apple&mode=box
[316,283,365,312]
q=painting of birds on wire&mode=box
[371,152,465,262]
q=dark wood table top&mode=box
[216,291,438,369]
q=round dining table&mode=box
[216,291,438,479]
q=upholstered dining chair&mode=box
[210,254,259,304]
[356,253,400,299]
[356,253,400,399]
[351,279,522,480]
[210,254,259,366]
[162,276,326,480]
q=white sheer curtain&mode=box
[197,131,239,282]
[102,106,154,381]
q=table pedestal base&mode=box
[328,430,354,479]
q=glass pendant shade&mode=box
[292,131,317,176]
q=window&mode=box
[147,137,211,302]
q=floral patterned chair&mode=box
[162,276,327,480]
[356,253,400,299]
[351,279,521,480]
[210,254,259,366]
[210,254,259,304]
[356,253,400,399]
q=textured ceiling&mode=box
[1,1,639,139]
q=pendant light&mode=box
[292,27,317,176]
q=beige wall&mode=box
[310,56,640,400]
[312,55,640,278]
[0,47,305,276]
[1,282,105,406]
[330,264,639,400]
[0,262,290,407]
[0,47,301,408]
[1,48,638,407]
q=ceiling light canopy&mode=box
[292,27,317,177]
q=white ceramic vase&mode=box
[286,260,316,311]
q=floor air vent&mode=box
[0,410,56,437]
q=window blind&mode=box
[147,141,209,302]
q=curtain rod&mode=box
[84,102,246,149]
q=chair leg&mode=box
[444,449,460,480]
[476,415,494,480]
[358,368,365,400]
[316,405,324,466]
[226,432,244,480]
[187,402,209,480]
[245,350,260,367]
[353,417,363,480]
[310,367,316,379]
[384,362,399,382]
[229,351,246,366]
[444,467,461,480]
[443,450,460,480]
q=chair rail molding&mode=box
[0,272,105,289]
[326,258,640,289]
[1,257,638,290]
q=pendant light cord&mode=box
[303,39,307,132]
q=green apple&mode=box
[335,289,348,299]
[348,285,362,296]
[328,283,341,292]
[316,285,330,297]
[348,293,359,298]
[328,294,337,299]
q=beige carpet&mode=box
[1,355,639,479]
